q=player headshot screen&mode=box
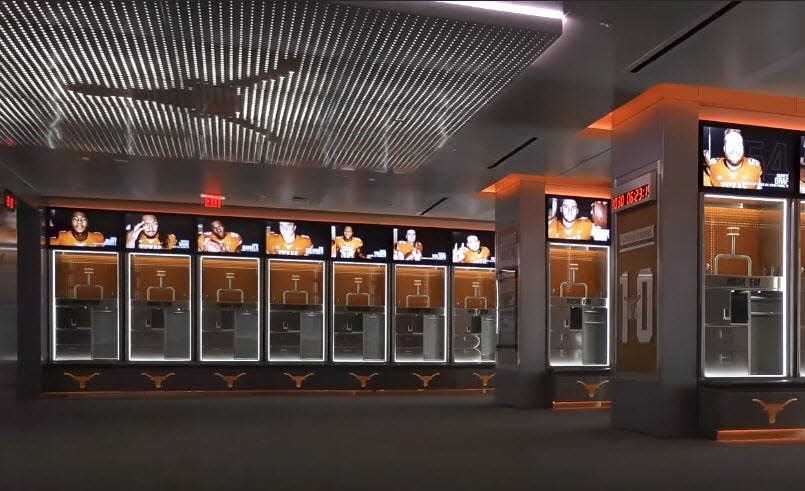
[124,213,193,251]
[330,224,389,261]
[546,196,610,243]
[47,208,121,248]
[701,123,795,192]
[800,136,805,194]
[196,217,262,254]
[451,230,495,265]
[265,220,328,257]
[391,226,450,262]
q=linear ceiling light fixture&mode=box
[437,1,566,20]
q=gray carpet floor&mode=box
[1,393,803,491]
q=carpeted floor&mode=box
[0,393,802,491]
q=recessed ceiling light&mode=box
[437,1,566,20]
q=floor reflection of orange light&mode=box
[552,400,611,410]
[717,428,805,444]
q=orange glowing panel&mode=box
[480,174,610,199]
[589,83,805,132]
[717,428,805,444]
[552,400,611,410]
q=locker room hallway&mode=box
[0,393,799,491]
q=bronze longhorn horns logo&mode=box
[141,372,175,389]
[214,372,246,389]
[349,372,379,388]
[752,397,798,424]
[412,372,440,388]
[577,380,609,398]
[64,372,100,390]
[284,372,314,389]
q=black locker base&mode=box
[43,365,496,394]
[548,369,612,408]
[699,383,805,440]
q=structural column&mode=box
[494,178,548,408]
[610,99,699,436]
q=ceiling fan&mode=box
[65,58,300,140]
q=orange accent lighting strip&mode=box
[552,400,611,410]
[44,388,495,399]
[480,174,611,198]
[717,428,805,444]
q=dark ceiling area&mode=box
[1,1,805,220]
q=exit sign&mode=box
[3,190,14,211]
[201,194,225,208]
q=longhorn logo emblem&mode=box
[349,372,379,388]
[214,372,246,389]
[413,372,440,388]
[284,372,314,389]
[752,397,797,424]
[576,379,610,398]
[64,372,99,390]
[625,295,641,321]
[472,373,495,393]
[141,372,175,389]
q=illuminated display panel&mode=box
[546,196,610,244]
[612,184,652,212]
[451,230,495,266]
[124,213,194,252]
[329,223,390,262]
[47,208,122,249]
[196,217,262,255]
[700,122,797,194]
[391,226,451,263]
[266,220,330,258]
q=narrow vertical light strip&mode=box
[783,198,788,377]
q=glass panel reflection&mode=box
[548,244,609,367]
[128,253,191,361]
[52,251,119,360]
[200,256,260,361]
[268,259,324,362]
[394,265,446,362]
[332,262,386,362]
[702,195,786,378]
[452,267,496,363]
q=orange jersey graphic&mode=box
[197,231,242,253]
[548,218,593,240]
[135,233,177,250]
[50,230,105,247]
[704,157,762,189]
[332,236,363,258]
[396,241,423,260]
[461,247,491,264]
[266,233,312,256]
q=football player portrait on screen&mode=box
[548,198,593,240]
[394,228,423,261]
[453,234,491,264]
[266,221,313,256]
[126,214,177,250]
[197,219,242,253]
[50,211,105,247]
[332,225,364,259]
[703,128,762,189]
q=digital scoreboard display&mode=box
[612,184,652,212]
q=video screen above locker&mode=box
[124,213,194,252]
[265,220,329,257]
[451,230,495,266]
[546,196,610,244]
[196,216,263,254]
[701,122,797,194]
[330,223,390,262]
[47,208,122,249]
[391,226,451,264]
